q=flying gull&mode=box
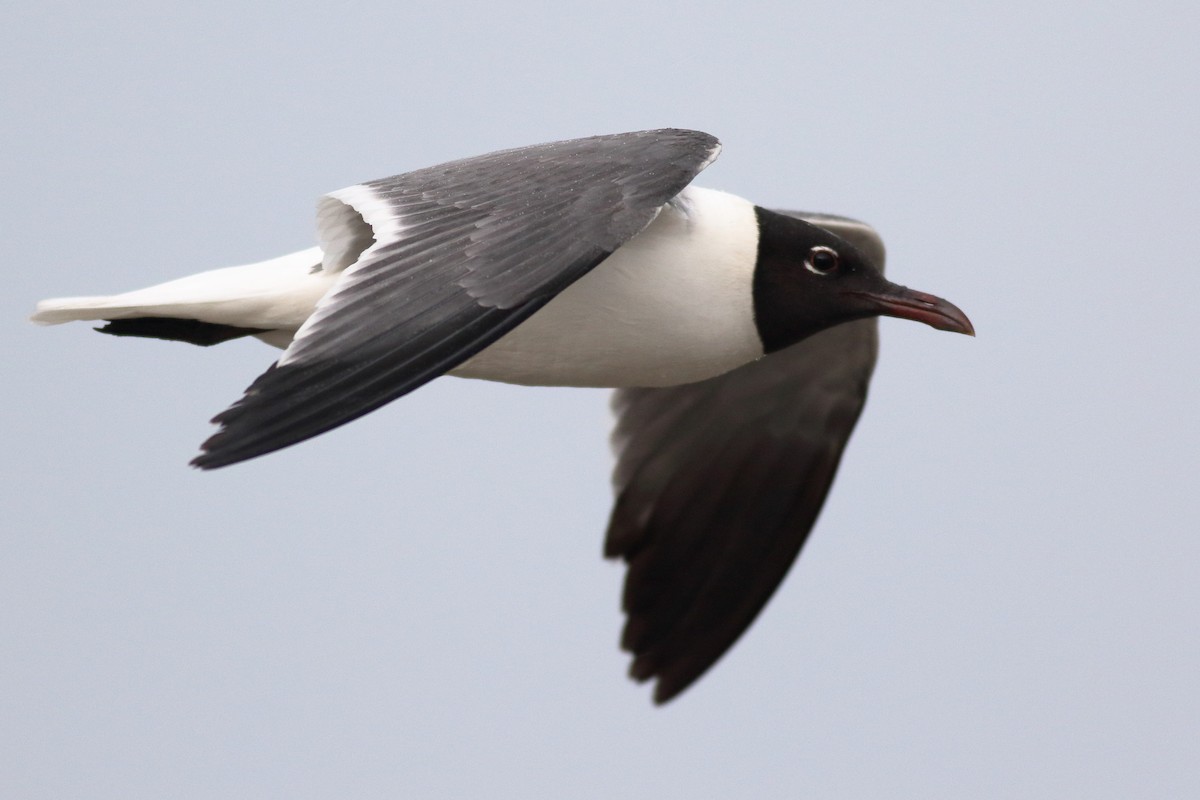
[32,129,973,703]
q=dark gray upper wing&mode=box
[605,213,883,704]
[193,129,720,468]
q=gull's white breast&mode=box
[452,187,765,388]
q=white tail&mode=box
[32,247,331,331]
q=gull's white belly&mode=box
[451,187,765,388]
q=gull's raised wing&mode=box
[193,129,720,468]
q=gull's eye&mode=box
[805,246,840,275]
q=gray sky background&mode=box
[3,1,1198,797]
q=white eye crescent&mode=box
[804,246,840,275]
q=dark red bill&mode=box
[848,286,975,336]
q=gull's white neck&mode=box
[452,187,764,388]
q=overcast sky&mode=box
[3,1,1198,797]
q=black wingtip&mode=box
[623,635,703,706]
[189,435,235,470]
[189,423,279,470]
[188,407,246,470]
[189,445,276,470]
[189,447,226,471]
[95,317,267,347]
[652,682,681,706]
[189,403,280,470]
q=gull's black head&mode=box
[751,207,974,352]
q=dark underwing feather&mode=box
[605,213,883,703]
[95,318,268,347]
[192,129,719,468]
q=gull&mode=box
[33,129,973,702]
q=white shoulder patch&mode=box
[316,183,404,274]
